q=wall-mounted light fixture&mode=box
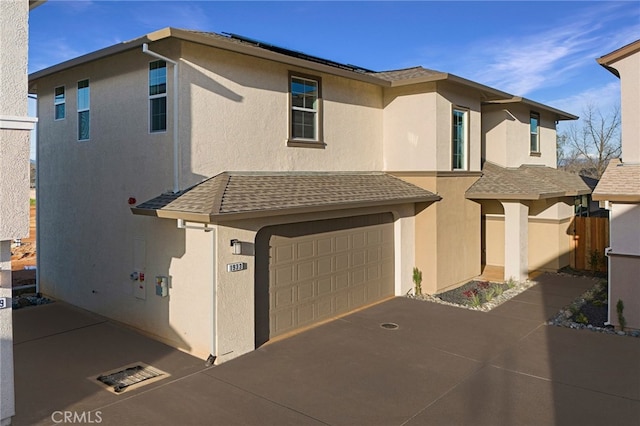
[230,239,242,255]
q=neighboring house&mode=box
[593,40,640,330]
[1,1,42,425]
[28,28,589,363]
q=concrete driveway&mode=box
[12,273,640,425]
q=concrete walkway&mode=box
[12,273,640,425]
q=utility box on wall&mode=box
[155,276,168,297]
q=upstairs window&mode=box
[54,86,65,120]
[290,74,321,143]
[149,60,167,133]
[77,79,90,141]
[452,108,468,170]
[530,112,540,153]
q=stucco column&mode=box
[501,201,529,282]
[0,241,15,426]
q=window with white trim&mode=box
[54,86,65,120]
[290,75,320,142]
[530,112,540,153]
[77,79,90,141]
[452,107,468,170]
[149,60,167,133]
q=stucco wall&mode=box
[382,82,482,172]
[482,103,558,168]
[609,254,640,330]
[392,173,481,294]
[0,0,30,240]
[180,41,384,187]
[382,83,439,171]
[481,198,574,273]
[613,50,640,163]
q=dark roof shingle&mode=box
[133,172,440,222]
[592,159,640,202]
[466,162,591,200]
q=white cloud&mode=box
[454,3,638,96]
[132,3,212,32]
[29,37,84,72]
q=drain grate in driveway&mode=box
[94,363,169,394]
[380,322,399,330]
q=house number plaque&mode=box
[0,297,10,309]
[227,262,247,272]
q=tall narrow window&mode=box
[290,75,320,141]
[530,112,540,153]
[77,79,90,141]
[54,86,65,120]
[452,108,468,170]
[149,60,167,133]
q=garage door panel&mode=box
[350,285,366,306]
[352,250,366,267]
[274,245,294,263]
[335,235,349,252]
[335,273,349,290]
[317,257,332,276]
[317,277,332,295]
[273,286,295,309]
[297,240,315,260]
[297,281,315,302]
[297,260,315,281]
[335,253,349,271]
[297,303,315,325]
[352,232,366,249]
[273,265,294,286]
[265,214,394,340]
[317,237,333,256]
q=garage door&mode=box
[255,213,395,342]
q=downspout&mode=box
[142,43,180,193]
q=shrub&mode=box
[413,267,423,295]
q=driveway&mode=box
[12,273,640,425]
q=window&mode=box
[452,108,468,170]
[530,112,540,153]
[290,74,321,142]
[149,60,167,133]
[77,79,90,141]
[54,86,65,120]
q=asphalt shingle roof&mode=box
[592,159,640,202]
[368,67,444,82]
[133,172,440,222]
[466,162,591,200]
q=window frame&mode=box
[149,59,167,133]
[451,106,469,171]
[54,86,65,121]
[288,72,323,148]
[77,79,90,141]
[530,111,540,154]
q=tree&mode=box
[557,104,621,179]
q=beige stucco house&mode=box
[1,1,42,425]
[593,40,640,330]
[28,28,588,363]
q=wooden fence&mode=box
[570,216,609,272]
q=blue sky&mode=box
[28,0,639,157]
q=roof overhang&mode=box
[29,27,389,92]
[132,172,441,223]
[597,39,640,78]
[29,0,47,10]
[482,97,578,121]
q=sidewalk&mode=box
[12,273,640,425]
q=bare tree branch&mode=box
[557,104,621,178]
